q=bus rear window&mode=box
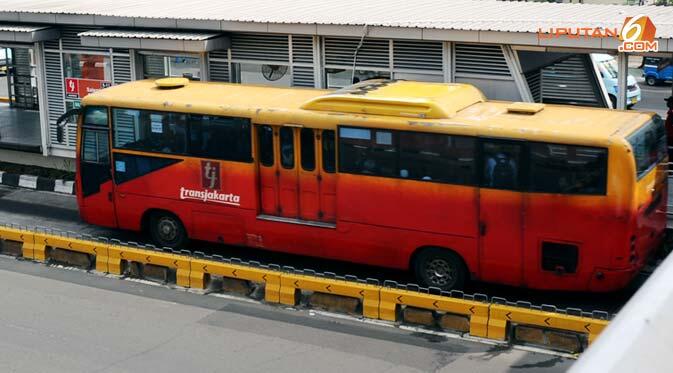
[627,116,666,179]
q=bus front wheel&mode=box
[413,248,466,291]
[149,212,188,249]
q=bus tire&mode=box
[148,211,188,249]
[413,247,466,291]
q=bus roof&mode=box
[83,79,653,143]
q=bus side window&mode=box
[481,141,522,191]
[280,127,295,169]
[258,125,274,167]
[300,128,315,171]
[82,130,109,164]
[322,130,336,173]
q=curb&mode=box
[0,171,75,195]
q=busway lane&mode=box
[0,256,573,373]
[0,185,646,314]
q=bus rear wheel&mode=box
[413,248,466,291]
[149,212,188,249]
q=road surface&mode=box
[0,255,572,373]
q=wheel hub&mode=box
[425,258,456,287]
[157,217,178,242]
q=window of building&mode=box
[189,115,251,162]
[82,130,109,164]
[280,127,295,169]
[258,125,275,167]
[322,130,336,173]
[398,132,475,184]
[63,53,111,81]
[529,142,607,195]
[233,63,291,87]
[300,128,315,171]
[142,54,201,80]
[112,109,187,155]
[326,69,391,89]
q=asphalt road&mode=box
[0,185,649,314]
[0,255,573,373]
[632,74,671,117]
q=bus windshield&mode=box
[627,115,667,179]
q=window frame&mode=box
[110,107,253,163]
[478,138,527,192]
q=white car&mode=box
[591,53,641,109]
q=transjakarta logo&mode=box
[537,15,658,53]
[178,160,241,206]
[179,187,241,206]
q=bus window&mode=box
[83,106,108,127]
[322,130,336,173]
[300,128,315,171]
[628,116,667,179]
[82,130,109,164]
[188,115,251,162]
[398,131,475,184]
[258,125,274,167]
[339,126,397,177]
[481,141,522,191]
[529,142,607,195]
[280,127,295,169]
[112,109,187,155]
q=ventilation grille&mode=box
[541,55,600,107]
[209,50,228,60]
[455,44,510,77]
[525,70,542,103]
[231,33,289,62]
[292,35,313,64]
[292,66,314,87]
[45,51,66,147]
[324,37,389,68]
[143,55,166,78]
[393,40,442,71]
[209,59,230,82]
[61,26,105,51]
[113,54,132,84]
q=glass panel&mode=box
[258,125,274,167]
[280,127,295,169]
[83,106,108,127]
[628,116,667,178]
[143,55,201,80]
[481,142,522,191]
[188,115,251,162]
[300,128,315,171]
[82,130,109,164]
[235,63,291,87]
[339,126,397,177]
[529,143,607,195]
[63,53,111,81]
[398,132,475,184]
[322,130,336,173]
[112,109,187,155]
[326,69,390,89]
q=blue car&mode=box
[643,57,672,86]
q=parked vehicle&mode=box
[643,57,673,86]
[591,53,641,108]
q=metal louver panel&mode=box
[455,44,510,77]
[292,35,313,64]
[209,59,229,82]
[144,55,166,78]
[324,37,389,68]
[231,33,289,62]
[61,26,105,51]
[393,40,442,71]
[113,54,131,84]
[45,51,65,146]
[525,70,542,103]
[540,55,601,107]
[292,66,314,87]
[209,50,228,60]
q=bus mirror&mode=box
[56,125,64,144]
[55,108,81,144]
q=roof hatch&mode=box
[155,77,189,89]
[506,102,545,114]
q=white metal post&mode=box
[616,52,628,110]
[34,42,50,156]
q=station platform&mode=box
[0,102,41,153]
[0,256,571,372]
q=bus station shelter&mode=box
[0,0,671,160]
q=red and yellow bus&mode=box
[74,78,667,291]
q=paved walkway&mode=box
[0,102,41,152]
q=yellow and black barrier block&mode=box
[189,256,281,303]
[487,298,610,353]
[279,269,380,319]
[0,225,34,258]
[379,282,490,338]
[32,230,110,272]
[106,241,192,287]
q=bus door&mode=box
[256,125,336,223]
[477,139,524,286]
[76,106,117,228]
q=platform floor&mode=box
[0,102,41,153]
